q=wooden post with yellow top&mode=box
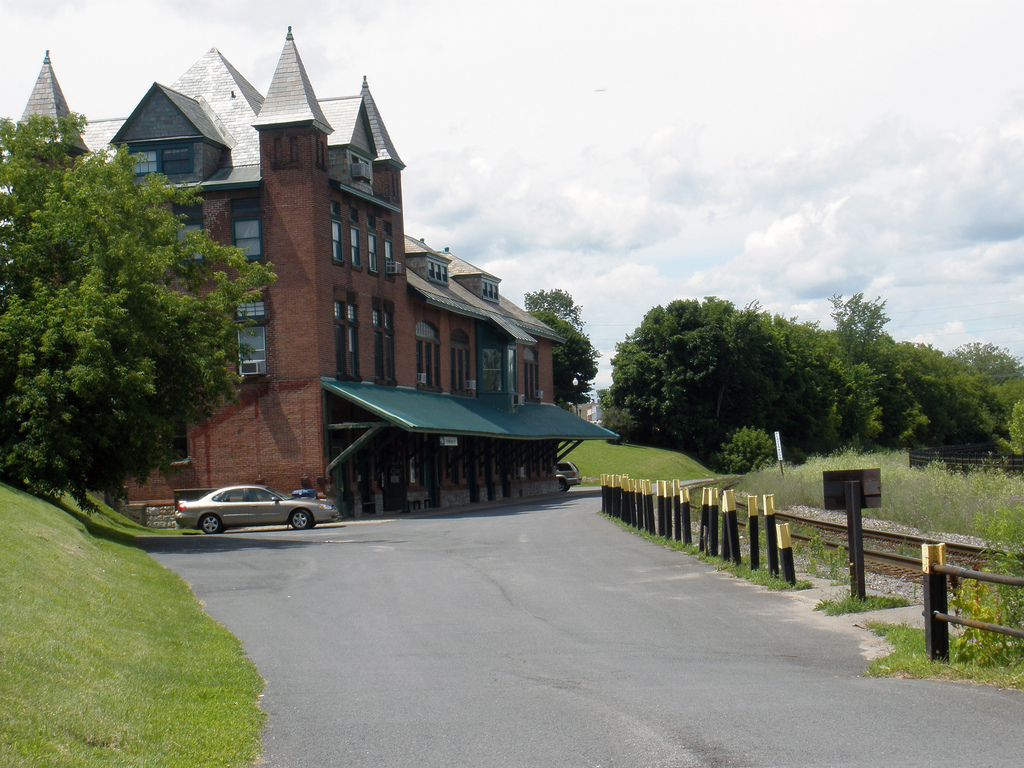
[747,494,760,570]
[680,485,692,545]
[709,488,720,557]
[923,543,949,661]
[764,494,779,576]
[777,523,796,584]
[723,490,741,565]
[698,487,710,553]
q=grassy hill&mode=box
[0,484,264,767]
[564,441,714,484]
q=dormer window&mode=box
[482,279,499,302]
[426,258,449,284]
[133,144,192,176]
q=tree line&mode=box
[602,294,1024,472]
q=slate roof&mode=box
[405,236,562,344]
[21,51,87,152]
[111,83,233,147]
[253,27,333,134]
[171,48,264,166]
[319,95,370,150]
[361,77,404,167]
[81,118,124,151]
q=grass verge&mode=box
[866,623,1024,690]
[815,595,910,615]
[566,441,713,485]
[0,482,265,767]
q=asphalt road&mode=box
[143,491,1024,768]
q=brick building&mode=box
[20,30,612,515]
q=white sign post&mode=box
[774,431,784,476]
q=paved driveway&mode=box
[143,492,1024,767]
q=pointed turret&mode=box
[21,51,88,153]
[360,76,404,168]
[253,27,333,134]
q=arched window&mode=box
[523,346,539,400]
[416,322,441,387]
[450,329,471,392]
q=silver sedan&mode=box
[176,485,337,534]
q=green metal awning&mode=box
[321,378,616,440]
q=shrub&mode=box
[715,427,775,474]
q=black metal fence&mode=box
[922,543,1024,660]
[908,443,1024,474]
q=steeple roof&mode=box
[21,51,87,153]
[253,27,333,134]
[22,51,72,121]
[360,76,404,168]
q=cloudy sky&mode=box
[4,1,1024,390]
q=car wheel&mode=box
[558,477,568,492]
[199,514,224,534]
[290,509,315,530]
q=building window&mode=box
[174,203,203,261]
[383,221,392,236]
[523,346,539,399]
[133,146,191,175]
[373,309,394,382]
[481,347,502,391]
[232,198,263,260]
[233,219,262,259]
[367,214,376,229]
[332,216,344,264]
[162,146,191,174]
[347,304,357,323]
[347,326,359,377]
[368,233,378,273]
[237,301,266,320]
[349,207,359,223]
[350,226,361,267]
[482,279,499,302]
[334,300,344,320]
[384,238,393,266]
[134,150,157,175]
[238,326,266,375]
[450,329,470,393]
[416,321,440,388]
[427,258,448,284]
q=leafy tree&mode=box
[998,400,1024,454]
[829,293,891,367]
[0,114,274,507]
[529,310,598,406]
[951,342,1024,382]
[599,406,636,444]
[524,288,584,332]
[526,290,598,406]
[714,427,775,474]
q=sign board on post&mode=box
[822,468,881,601]
[822,469,881,510]
[439,436,459,447]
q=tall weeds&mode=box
[738,449,1024,539]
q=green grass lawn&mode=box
[564,440,714,484]
[0,483,265,767]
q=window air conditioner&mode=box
[517,466,526,478]
[417,373,428,384]
[466,379,476,390]
[240,360,266,376]
[515,394,526,406]
[351,161,371,181]
[385,261,403,275]
[536,390,544,399]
